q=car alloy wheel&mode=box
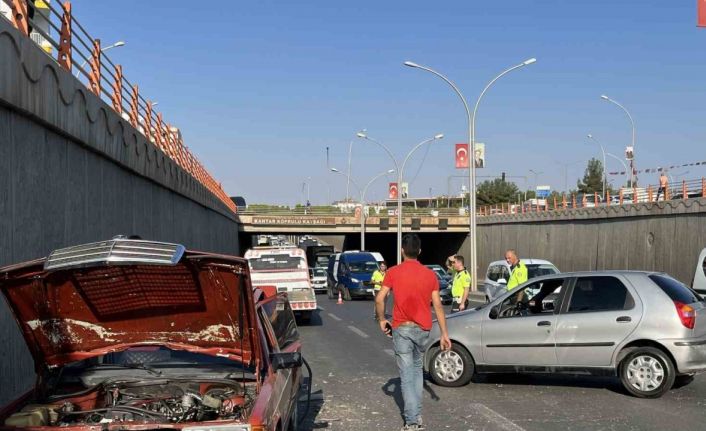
[619,347,675,398]
[434,350,464,383]
[626,355,664,392]
[429,343,474,387]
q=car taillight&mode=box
[674,301,695,329]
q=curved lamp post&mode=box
[75,41,126,77]
[356,133,401,262]
[586,134,607,197]
[404,58,536,290]
[360,169,396,251]
[600,95,636,186]
[605,152,630,188]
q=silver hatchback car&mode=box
[424,271,706,398]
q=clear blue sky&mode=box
[73,0,706,205]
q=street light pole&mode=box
[405,58,536,290]
[605,152,630,188]
[346,139,354,202]
[398,133,444,247]
[600,95,636,186]
[587,134,607,197]
[356,133,401,262]
[330,168,362,200]
[360,169,396,251]
[75,41,126,77]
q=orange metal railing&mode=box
[478,177,706,217]
[2,1,236,213]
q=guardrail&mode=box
[237,207,470,218]
[1,1,236,213]
[479,177,706,216]
[241,177,706,220]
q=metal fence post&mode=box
[89,39,101,96]
[129,85,139,129]
[58,2,72,70]
[10,0,29,36]
[111,65,123,113]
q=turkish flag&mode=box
[455,143,469,168]
[389,182,398,200]
[700,0,706,27]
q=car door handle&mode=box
[537,321,551,327]
[616,316,632,323]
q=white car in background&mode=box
[309,266,328,294]
[482,259,560,301]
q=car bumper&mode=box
[664,338,706,373]
[350,286,375,297]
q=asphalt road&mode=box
[296,295,706,431]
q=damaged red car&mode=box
[0,239,304,431]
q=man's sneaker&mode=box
[401,424,425,430]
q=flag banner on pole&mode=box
[400,182,409,199]
[699,0,706,27]
[388,182,398,199]
[455,143,469,168]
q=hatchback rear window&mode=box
[649,274,702,304]
[527,264,559,278]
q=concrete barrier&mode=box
[462,198,706,286]
[0,18,239,406]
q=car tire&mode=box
[429,343,474,387]
[343,286,352,301]
[619,347,675,398]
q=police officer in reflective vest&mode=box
[371,261,387,319]
[505,249,528,290]
[450,255,471,313]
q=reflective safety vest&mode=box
[507,261,528,290]
[371,269,385,290]
[451,269,471,298]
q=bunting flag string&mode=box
[608,160,706,176]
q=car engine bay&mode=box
[5,378,255,427]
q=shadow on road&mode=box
[297,385,327,430]
[297,309,323,327]
[382,377,442,422]
[472,373,625,394]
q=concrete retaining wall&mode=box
[461,199,706,286]
[0,20,239,405]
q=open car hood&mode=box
[0,251,258,368]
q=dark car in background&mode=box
[427,266,453,305]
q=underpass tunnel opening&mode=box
[239,232,467,268]
[343,232,468,267]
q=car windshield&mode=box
[527,264,559,278]
[348,261,378,273]
[249,255,306,271]
[313,268,327,277]
[428,266,447,278]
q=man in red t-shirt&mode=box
[376,234,451,431]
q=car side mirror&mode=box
[270,352,303,371]
[497,278,507,285]
[489,305,499,319]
